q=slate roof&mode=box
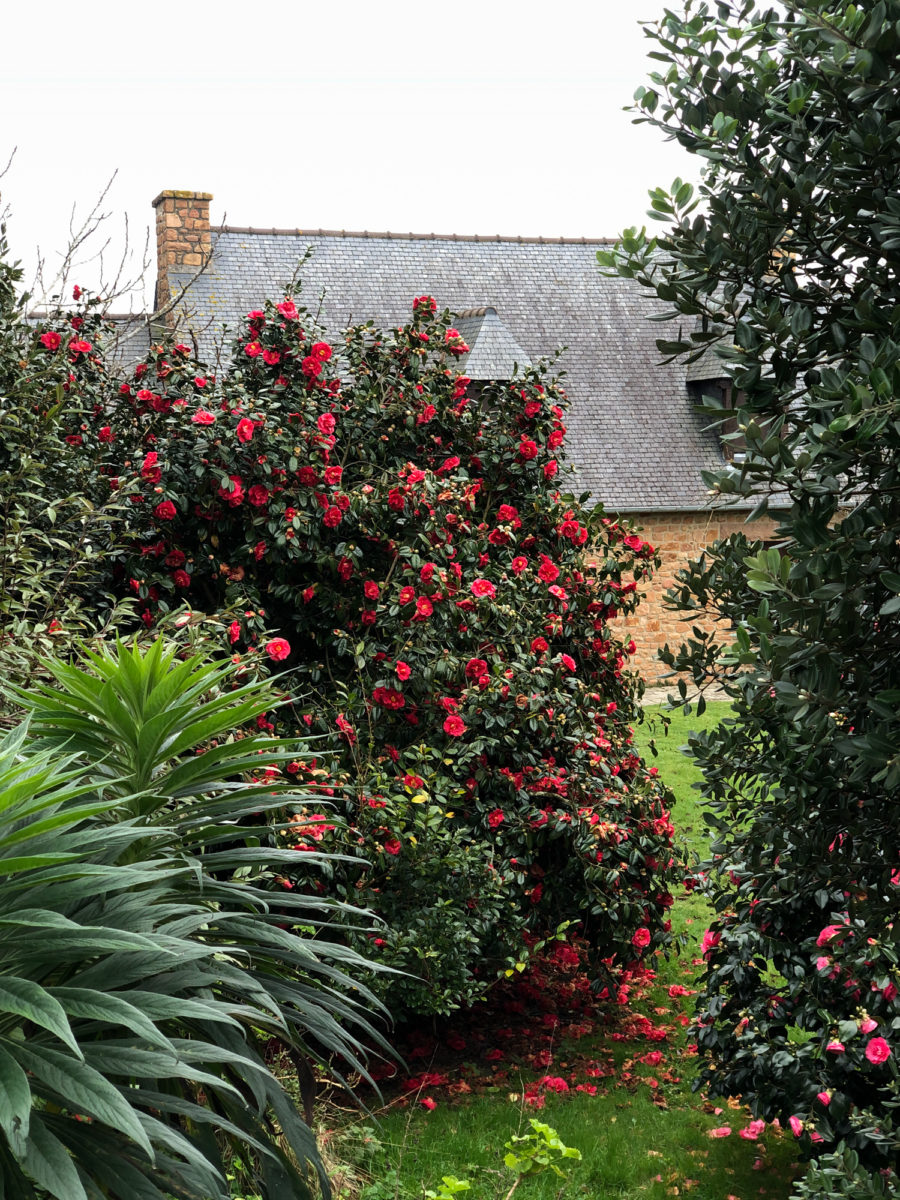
[166,226,731,512]
[452,307,533,381]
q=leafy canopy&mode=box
[600,0,900,1181]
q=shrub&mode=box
[600,0,900,1177]
[85,294,680,1014]
[1,640,388,1199]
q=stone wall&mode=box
[612,509,778,682]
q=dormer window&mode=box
[687,374,747,463]
[451,307,532,389]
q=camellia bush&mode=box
[600,0,900,1186]
[17,275,681,1015]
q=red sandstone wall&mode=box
[606,510,777,683]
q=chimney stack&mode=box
[152,190,212,318]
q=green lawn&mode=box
[326,702,800,1200]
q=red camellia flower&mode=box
[218,476,245,507]
[415,596,433,619]
[866,1037,892,1064]
[398,586,416,605]
[265,638,291,661]
[262,348,281,366]
[317,412,336,436]
[530,636,549,654]
[302,356,323,378]
[228,620,241,645]
[383,837,402,856]
[323,505,342,528]
[236,417,255,443]
[465,658,488,679]
[471,578,496,599]
[511,556,528,574]
[154,500,176,521]
[192,410,216,425]
[323,465,343,485]
[68,339,92,356]
[524,400,542,418]
[72,284,82,300]
[487,808,504,829]
[244,341,262,358]
[537,557,560,583]
[248,484,269,507]
[277,298,298,319]
[171,569,191,588]
[632,926,652,949]
[98,426,114,442]
[40,331,61,351]
[311,341,332,362]
[517,438,538,461]
[443,714,466,737]
[395,660,411,681]
[364,580,380,600]
[559,653,576,672]
[543,460,558,480]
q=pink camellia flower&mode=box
[265,638,291,662]
[739,1119,767,1140]
[559,654,576,672]
[228,621,241,645]
[443,715,466,737]
[632,927,651,949]
[817,1092,831,1106]
[708,1127,732,1139]
[860,1017,878,1034]
[154,500,176,521]
[236,417,255,443]
[865,1037,891,1064]
[826,1039,845,1053]
[816,956,831,971]
[788,1116,803,1137]
[471,578,496,599]
[816,924,847,947]
[40,330,61,350]
[276,299,298,319]
[701,929,721,958]
[317,412,336,436]
[192,410,216,425]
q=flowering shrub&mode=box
[22,286,679,1015]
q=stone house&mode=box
[151,189,775,681]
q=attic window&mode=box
[688,376,747,463]
[451,306,532,385]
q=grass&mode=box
[323,702,801,1200]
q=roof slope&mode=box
[167,228,725,511]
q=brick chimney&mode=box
[152,190,212,318]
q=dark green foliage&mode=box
[600,0,900,1181]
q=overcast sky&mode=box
[2,0,699,310]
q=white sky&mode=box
[2,0,699,310]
